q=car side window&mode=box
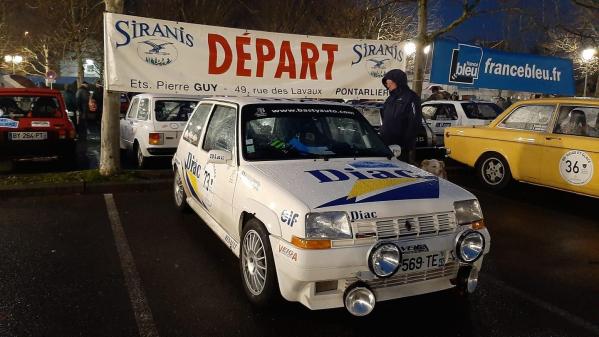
[432,104,458,120]
[203,105,237,153]
[498,105,555,132]
[422,105,436,120]
[137,99,149,120]
[183,103,212,146]
[554,105,599,138]
[127,98,139,119]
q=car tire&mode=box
[173,168,190,212]
[240,218,279,307]
[476,153,512,190]
[134,142,147,169]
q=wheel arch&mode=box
[238,199,282,239]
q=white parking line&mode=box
[486,275,599,335]
[104,194,160,337]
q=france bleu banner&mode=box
[430,39,575,95]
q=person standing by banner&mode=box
[380,69,422,163]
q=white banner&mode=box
[104,13,407,99]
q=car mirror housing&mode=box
[207,149,232,164]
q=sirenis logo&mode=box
[114,19,194,66]
[449,44,483,84]
[351,43,404,79]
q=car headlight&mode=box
[454,199,484,227]
[368,242,402,278]
[305,212,352,240]
[456,230,485,263]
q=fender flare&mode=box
[238,198,282,238]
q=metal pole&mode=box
[583,72,588,97]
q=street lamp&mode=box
[404,42,416,56]
[581,48,596,97]
[4,55,23,74]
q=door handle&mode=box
[545,136,561,140]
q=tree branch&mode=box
[427,0,480,42]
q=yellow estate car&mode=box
[445,98,599,197]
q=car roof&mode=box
[423,100,494,104]
[199,96,350,106]
[512,97,599,105]
[0,88,62,95]
[131,93,205,100]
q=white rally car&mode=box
[172,97,490,316]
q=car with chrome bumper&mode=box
[172,97,491,316]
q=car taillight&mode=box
[149,132,164,145]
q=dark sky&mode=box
[437,0,576,51]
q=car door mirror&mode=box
[388,144,402,158]
[207,149,232,164]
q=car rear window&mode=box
[461,103,502,120]
[154,100,197,122]
[0,95,62,121]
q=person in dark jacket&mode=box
[63,82,77,124]
[380,69,422,163]
[75,82,90,139]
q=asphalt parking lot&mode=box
[1,168,599,337]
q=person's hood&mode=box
[247,158,475,214]
[382,69,408,88]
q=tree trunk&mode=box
[412,0,428,97]
[99,0,125,176]
[76,43,84,87]
[594,73,599,98]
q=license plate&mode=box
[9,132,47,140]
[399,251,455,273]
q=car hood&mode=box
[248,158,475,215]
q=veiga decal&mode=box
[449,44,483,84]
[278,244,298,261]
[280,210,299,227]
[350,210,377,221]
[114,19,194,66]
[0,118,18,128]
[400,244,429,254]
[351,43,404,79]
[559,150,594,186]
[306,166,439,208]
[224,235,238,251]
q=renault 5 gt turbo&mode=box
[172,97,490,316]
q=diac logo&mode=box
[114,19,194,67]
[449,44,483,84]
[351,43,404,79]
[137,39,178,66]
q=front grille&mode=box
[366,261,458,289]
[354,212,457,240]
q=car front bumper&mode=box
[270,228,489,310]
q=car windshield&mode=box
[0,95,62,121]
[461,103,502,120]
[154,100,197,122]
[242,104,392,161]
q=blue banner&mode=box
[430,39,575,95]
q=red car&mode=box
[0,88,76,165]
